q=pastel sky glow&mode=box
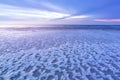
[0,0,120,25]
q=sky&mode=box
[0,0,120,26]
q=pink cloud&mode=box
[94,19,120,22]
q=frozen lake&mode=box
[0,29,120,80]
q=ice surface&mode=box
[0,29,120,80]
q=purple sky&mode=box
[0,0,120,26]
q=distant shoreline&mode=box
[0,25,120,31]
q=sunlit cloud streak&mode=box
[65,15,90,19]
[94,19,120,22]
[0,4,70,20]
[0,3,91,25]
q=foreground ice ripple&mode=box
[0,29,120,80]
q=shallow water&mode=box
[0,29,120,80]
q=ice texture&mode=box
[0,29,120,80]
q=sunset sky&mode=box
[0,0,120,25]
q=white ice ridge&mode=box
[0,29,120,80]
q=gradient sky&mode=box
[0,0,120,25]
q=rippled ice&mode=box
[0,29,120,80]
